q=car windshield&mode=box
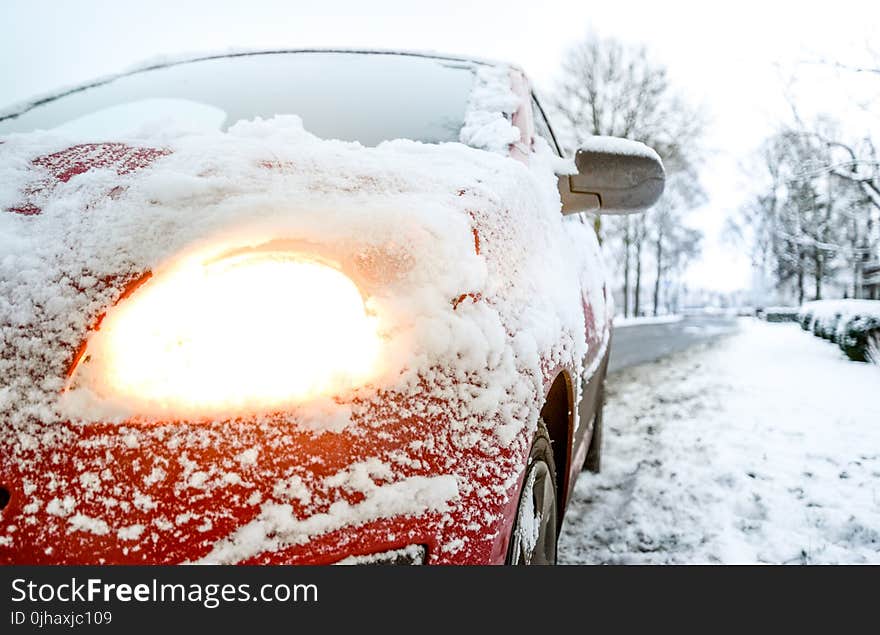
[0,51,478,145]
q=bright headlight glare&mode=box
[74,252,381,415]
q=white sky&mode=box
[3,0,879,292]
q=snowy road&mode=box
[560,318,880,564]
[609,314,740,373]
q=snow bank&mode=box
[799,299,880,341]
[800,299,880,322]
[758,306,799,323]
[613,314,682,328]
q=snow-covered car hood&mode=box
[0,115,608,563]
[1,115,604,431]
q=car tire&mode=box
[583,383,604,473]
[505,420,558,565]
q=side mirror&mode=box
[559,137,665,215]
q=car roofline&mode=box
[0,48,518,123]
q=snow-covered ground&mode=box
[559,318,880,564]
[613,314,682,328]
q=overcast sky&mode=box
[3,0,879,293]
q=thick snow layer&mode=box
[560,319,880,564]
[459,65,521,154]
[1,87,607,560]
[580,136,661,162]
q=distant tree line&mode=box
[550,33,706,316]
[728,59,880,303]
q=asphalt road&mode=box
[608,314,741,374]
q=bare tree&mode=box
[730,121,879,303]
[552,33,703,173]
[551,32,706,316]
[650,172,705,315]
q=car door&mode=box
[530,93,609,484]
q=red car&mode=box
[0,50,663,565]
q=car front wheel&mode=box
[506,421,558,565]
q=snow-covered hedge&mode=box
[797,300,880,362]
[758,306,799,323]
[839,314,880,363]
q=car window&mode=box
[531,95,562,157]
[533,94,585,223]
[0,52,476,146]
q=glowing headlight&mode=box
[73,252,380,415]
